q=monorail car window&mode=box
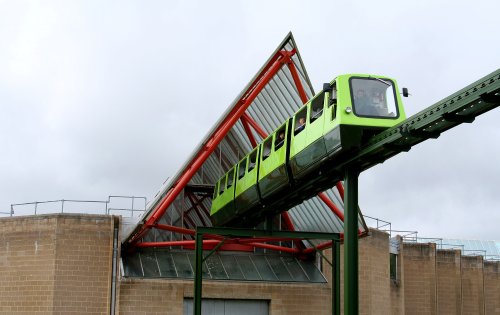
[227,168,234,188]
[274,125,286,150]
[248,149,258,171]
[213,183,218,199]
[310,93,324,123]
[262,138,272,160]
[219,177,225,195]
[329,85,337,106]
[350,77,399,118]
[294,107,307,135]
[331,104,337,121]
[238,158,247,179]
[329,85,337,121]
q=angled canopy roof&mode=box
[124,32,367,250]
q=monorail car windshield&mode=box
[210,73,406,227]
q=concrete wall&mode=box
[402,242,437,314]
[436,249,462,315]
[390,236,405,315]
[461,255,485,315]
[1,214,499,314]
[0,214,115,315]
[358,229,393,315]
[119,279,331,315]
[484,261,500,314]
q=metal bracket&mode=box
[383,143,412,153]
[442,112,475,123]
[400,127,441,140]
[480,92,500,103]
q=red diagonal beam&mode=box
[241,112,267,139]
[155,223,195,235]
[136,239,222,248]
[240,115,258,147]
[245,242,300,254]
[285,55,309,105]
[318,193,345,222]
[301,230,368,254]
[302,240,338,254]
[286,53,348,225]
[336,182,345,201]
[239,113,300,242]
[129,51,291,245]
[154,224,224,240]
[136,239,301,254]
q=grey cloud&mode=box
[0,0,499,240]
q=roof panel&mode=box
[125,32,367,245]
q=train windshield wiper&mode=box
[372,77,391,86]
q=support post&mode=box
[344,167,359,315]
[194,232,203,315]
[192,227,341,315]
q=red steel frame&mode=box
[128,47,352,255]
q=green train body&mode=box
[211,74,407,227]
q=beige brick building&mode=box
[0,214,499,314]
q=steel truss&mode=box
[127,43,349,255]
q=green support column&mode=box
[194,232,203,315]
[191,227,341,315]
[344,167,359,315]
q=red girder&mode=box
[153,225,302,245]
[245,242,300,254]
[130,46,351,257]
[136,238,301,254]
[301,230,368,254]
[137,239,221,248]
[149,224,366,255]
[336,182,345,201]
[240,115,258,147]
[155,223,195,235]
[318,193,345,222]
[241,112,268,139]
[286,54,348,226]
[302,241,336,254]
[238,112,300,242]
[129,50,291,245]
[285,55,309,105]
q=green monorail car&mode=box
[210,74,407,227]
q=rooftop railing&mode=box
[365,214,500,261]
[5,195,147,218]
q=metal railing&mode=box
[6,195,147,218]
[364,215,418,239]
[364,215,391,231]
[365,214,500,261]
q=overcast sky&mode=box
[1,0,499,240]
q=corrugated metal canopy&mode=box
[125,32,367,246]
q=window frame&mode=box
[309,92,325,124]
[274,124,287,151]
[348,76,400,119]
[262,137,273,160]
[226,168,235,189]
[248,148,258,172]
[294,107,308,135]
[218,177,226,195]
[238,157,247,180]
